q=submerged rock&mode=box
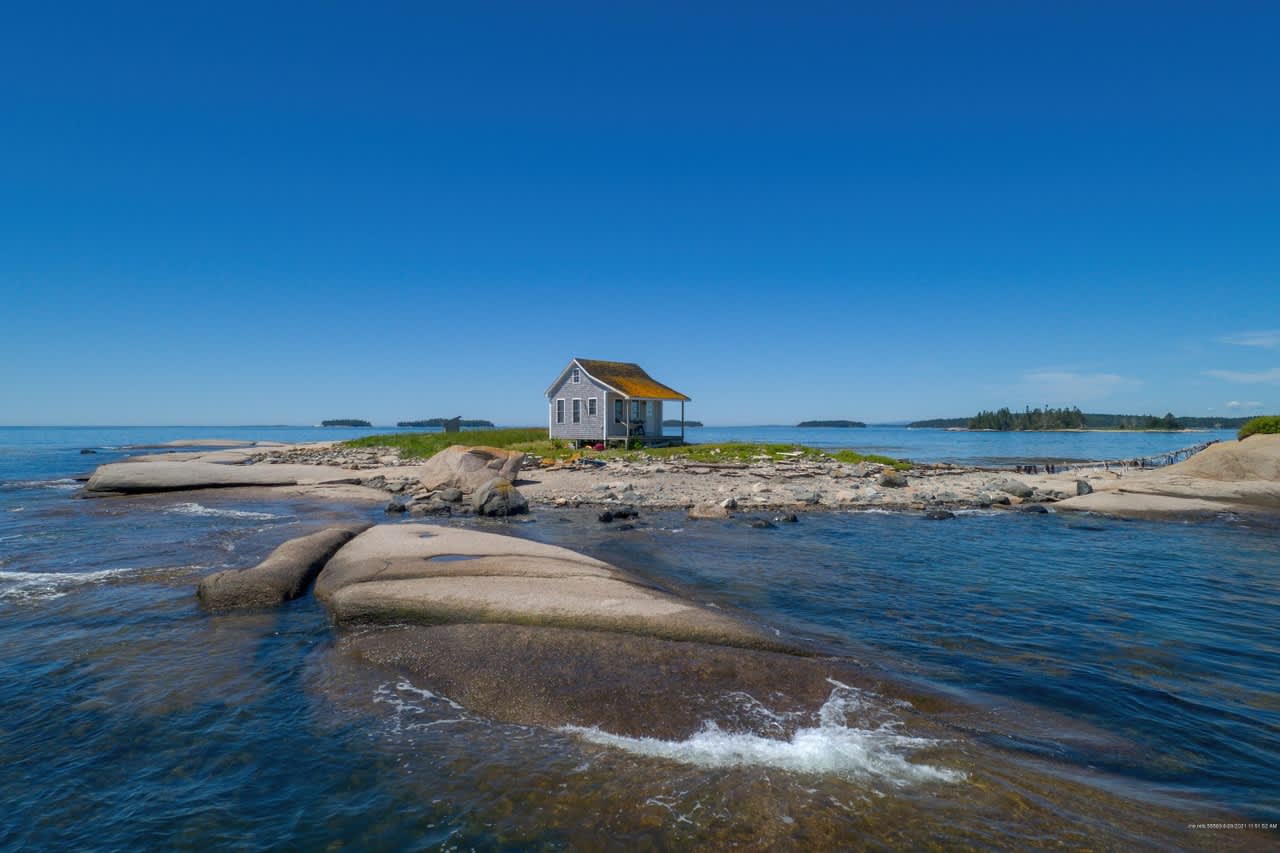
[197,524,370,609]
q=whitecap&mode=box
[372,680,473,734]
[560,682,964,786]
[163,502,284,521]
[1,478,80,491]
[0,567,141,603]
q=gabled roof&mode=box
[547,358,691,401]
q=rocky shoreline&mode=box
[82,434,1280,522]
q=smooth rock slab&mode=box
[86,461,364,493]
[197,524,370,609]
[315,524,788,651]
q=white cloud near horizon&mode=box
[1203,367,1280,383]
[1225,400,1265,410]
[1221,330,1280,349]
[1019,370,1139,402]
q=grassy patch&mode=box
[345,431,911,468]
[1238,415,1280,440]
[344,428,551,459]
[830,449,913,470]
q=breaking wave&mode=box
[0,567,142,603]
[0,478,80,491]
[164,503,284,521]
[560,681,965,786]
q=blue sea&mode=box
[1,426,1276,849]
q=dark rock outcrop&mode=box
[472,478,528,517]
[197,524,370,609]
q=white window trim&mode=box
[572,397,581,424]
[587,397,597,417]
[556,398,565,424]
[571,366,581,384]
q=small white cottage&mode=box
[545,358,692,446]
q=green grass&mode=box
[345,431,911,468]
[1238,415,1280,440]
[344,427,550,459]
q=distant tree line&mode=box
[967,407,1184,431]
[796,420,866,428]
[662,419,703,427]
[321,419,371,427]
[396,418,495,428]
[909,412,1256,430]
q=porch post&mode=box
[681,400,685,443]
[625,396,631,446]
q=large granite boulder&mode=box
[197,524,370,608]
[472,478,528,516]
[417,445,526,492]
[313,524,789,651]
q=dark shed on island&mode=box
[545,358,692,446]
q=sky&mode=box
[2,2,1277,426]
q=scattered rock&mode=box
[437,487,464,503]
[1020,503,1050,514]
[720,497,738,510]
[773,512,799,523]
[790,489,821,504]
[384,499,409,514]
[472,478,529,517]
[749,518,776,529]
[924,509,956,520]
[79,448,97,455]
[976,492,1011,507]
[409,499,452,517]
[197,524,369,609]
[1076,479,1094,496]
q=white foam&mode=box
[0,567,141,603]
[560,683,965,786]
[372,680,472,734]
[164,502,284,521]
[1,478,79,491]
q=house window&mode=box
[572,399,581,424]
[614,399,624,423]
[631,400,644,421]
[571,366,580,384]
[587,397,597,417]
[556,399,565,424]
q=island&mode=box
[662,419,703,427]
[796,420,866,428]
[321,419,371,428]
[397,418,496,428]
[904,408,1254,431]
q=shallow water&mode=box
[1,427,1276,849]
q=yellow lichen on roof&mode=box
[576,359,691,401]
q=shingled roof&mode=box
[572,359,691,401]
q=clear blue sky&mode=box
[2,2,1277,425]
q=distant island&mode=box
[796,420,866,428]
[321,419,371,428]
[906,408,1258,431]
[397,418,496,428]
[662,419,703,427]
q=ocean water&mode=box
[1,427,1276,849]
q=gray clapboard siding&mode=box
[548,371,608,440]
